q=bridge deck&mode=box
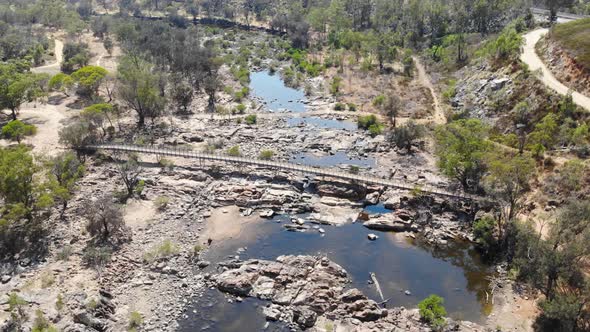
[85,144,475,201]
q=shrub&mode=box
[233,103,246,114]
[128,311,143,331]
[372,95,385,107]
[349,165,360,174]
[410,184,425,198]
[154,196,170,211]
[192,244,203,257]
[418,295,447,329]
[357,115,380,130]
[479,24,523,62]
[334,103,345,111]
[83,246,112,268]
[86,298,98,310]
[387,121,425,153]
[143,240,179,263]
[2,120,37,143]
[158,158,174,169]
[134,179,145,195]
[442,80,457,101]
[347,103,357,112]
[259,149,275,160]
[245,114,257,125]
[57,245,73,261]
[473,215,497,255]
[55,294,65,312]
[84,195,124,241]
[41,272,55,288]
[32,309,56,332]
[227,145,241,156]
[330,76,342,96]
[368,124,383,136]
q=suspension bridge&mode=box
[84,143,477,201]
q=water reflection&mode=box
[250,71,306,112]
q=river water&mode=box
[178,72,493,331]
[179,212,493,331]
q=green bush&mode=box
[347,103,357,112]
[227,145,241,156]
[2,120,37,143]
[143,240,179,263]
[192,244,203,257]
[330,76,342,96]
[334,102,345,111]
[479,24,523,62]
[128,311,143,331]
[259,149,275,160]
[473,215,497,254]
[372,95,385,107]
[32,309,57,332]
[235,103,246,114]
[368,124,383,136]
[245,114,257,125]
[357,115,383,136]
[134,179,145,195]
[418,295,447,329]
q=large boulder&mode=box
[316,181,367,200]
[363,211,414,232]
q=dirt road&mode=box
[521,28,590,111]
[32,38,64,75]
[413,56,446,124]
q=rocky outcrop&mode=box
[212,255,486,331]
[316,181,367,200]
[363,209,416,232]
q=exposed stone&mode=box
[73,311,107,331]
[316,181,367,200]
[1,275,11,284]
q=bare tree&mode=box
[84,195,124,241]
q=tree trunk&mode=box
[61,200,68,220]
[11,108,17,121]
[103,221,109,241]
[137,112,145,127]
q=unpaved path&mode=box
[17,99,71,156]
[521,28,590,111]
[413,56,446,124]
[32,38,64,75]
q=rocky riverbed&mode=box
[1,69,498,332]
[209,255,487,331]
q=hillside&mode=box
[551,18,590,70]
[539,18,590,96]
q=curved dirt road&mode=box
[32,38,64,75]
[521,28,590,111]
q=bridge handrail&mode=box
[84,143,478,201]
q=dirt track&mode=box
[520,28,590,111]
